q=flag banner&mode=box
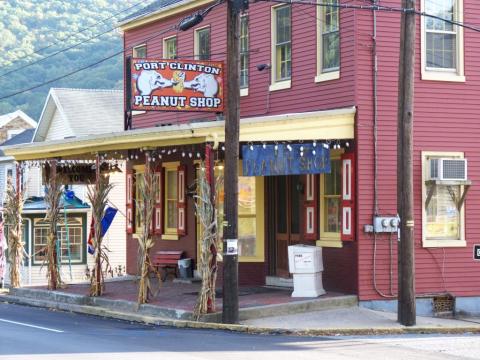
[87,207,118,255]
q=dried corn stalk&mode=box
[4,176,24,288]
[44,169,63,290]
[193,164,222,319]
[87,174,113,296]
[136,168,159,304]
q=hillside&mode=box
[0,0,148,120]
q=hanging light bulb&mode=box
[300,151,304,157]
[182,151,186,157]
[172,149,177,153]
[168,150,172,155]
[221,146,225,151]
[300,146,304,152]
[287,144,292,152]
[274,144,278,151]
[188,153,193,158]
[135,154,139,160]
[312,149,316,155]
[346,141,350,148]
[262,143,267,149]
[250,144,254,151]
[196,152,201,158]
[313,140,317,148]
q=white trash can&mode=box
[178,258,193,279]
[288,244,325,297]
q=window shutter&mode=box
[304,173,318,240]
[177,165,186,236]
[126,170,135,234]
[341,153,355,241]
[153,169,163,235]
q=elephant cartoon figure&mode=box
[136,70,175,96]
[184,73,219,97]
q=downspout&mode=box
[372,0,396,298]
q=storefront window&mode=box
[321,159,341,235]
[165,168,178,232]
[426,184,460,239]
[135,172,145,233]
[197,164,264,261]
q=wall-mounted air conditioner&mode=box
[429,158,467,181]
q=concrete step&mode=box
[5,287,357,323]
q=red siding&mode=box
[355,1,480,300]
[124,2,356,129]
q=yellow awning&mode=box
[2,107,356,161]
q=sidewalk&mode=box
[1,278,479,336]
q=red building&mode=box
[119,0,480,316]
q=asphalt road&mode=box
[0,302,479,360]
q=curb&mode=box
[2,293,480,337]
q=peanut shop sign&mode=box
[131,59,224,112]
[242,144,331,176]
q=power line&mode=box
[0,24,175,102]
[0,1,160,79]
[261,0,480,33]
[0,0,225,102]
[1,0,154,68]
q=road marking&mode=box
[0,318,64,333]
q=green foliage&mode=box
[0,0,143,120]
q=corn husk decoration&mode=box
[193,163,222,320]
[44,171,63,290]
[87,175,113,296]
[4,176,24,288]
[136,168,160,304]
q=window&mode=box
[421,0,464,81]
[163,36,177,59]
[33,217,84,265]
[422,151,466,247]
[135,171,145,234]
[319,156,342,247]
[240,16,249,92]
[316,0,340,82]
[132,44,147,58]
[196,163,265,262]
[195,27,210,60]
[165,167,178,234]
[270,5,291,91]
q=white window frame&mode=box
[315,0,340,83]
[240,15,249,96]
[132,43,147,58]
[421,151,466,248]
[421,0,465,82]
[270,4,292,92]
[194,26,211,61]
[163,35,177,59]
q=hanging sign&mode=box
[242,144,330,176]
[131,59,224,112]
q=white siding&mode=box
[45,108,74,141]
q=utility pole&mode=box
[222,0,242,324]
[397,0,416,326]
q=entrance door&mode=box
[274,175,302,277]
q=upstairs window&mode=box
[163,36,177,59]
[195,27,210,60]
[132,44,146,58]
[270,5,291,91]
[240,15,249,90]
[316,0,340,82]
[421,0,464,81]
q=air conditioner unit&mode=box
[429,158,467,181]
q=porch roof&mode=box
[1,107,356,161]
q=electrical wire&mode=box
[1,0,156,69]
[0,1,161,79]
[259,0,480,33]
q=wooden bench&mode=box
[152,250,184,281]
